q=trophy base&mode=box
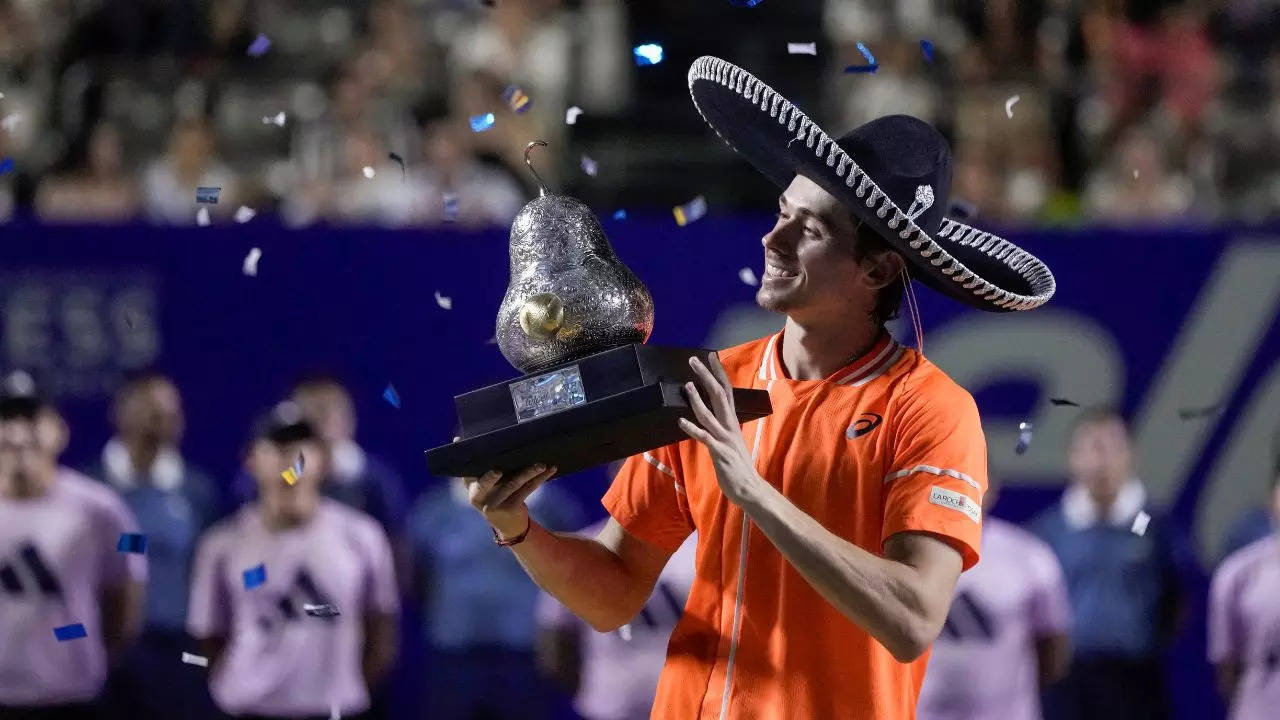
[425,344,772,479]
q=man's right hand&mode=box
[463,463,558,538]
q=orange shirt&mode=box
[602,331,987,720]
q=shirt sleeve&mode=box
[1207,560,1244,664]
[1027,541,1072,635]
[362,522,401,616]
[601,443,695,554]
[187,530,231,639]
[97,493,147,587]
[881,375,988,569]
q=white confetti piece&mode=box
[1133,169,1140,180]
[243,248,262,276]
[738,267,759,286]
[434,291,452,310]
[1004,95,1020,119]
[580,155,598,176]
[618,624,632,641]
[565,106,583,125]
[1131,511,1151,536]
[234,206,256,223]
[262,112,286,127]
[1,114,20,132]
[303,603,341,618]
[787,42,817,55]
[196,207,211,226]
[181,652,209,667]
[362,166,375,179]
[330,701,341,720]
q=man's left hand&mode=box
[678,354,762,504]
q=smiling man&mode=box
[460,57,1056,720]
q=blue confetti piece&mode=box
[728,0,765,5]
[844,42,879,73]
[443,193,459,222]
[633,44,664,67]
[196,186,221,204]
[116,533,147,554]
[612,209,627,220]
[0,157,13,175]
[469,113,495,133]
[242,564,267,590]
[53,623,87,642]
[920,40,935,63]
[383,383,401,408]
[1015,421,1033,455]
[246,34,271,57]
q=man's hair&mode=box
[849,222,905,327]
[1070,406,1130,438]
[291,371,349,397]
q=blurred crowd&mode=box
[0,0,1278,230]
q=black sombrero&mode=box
[688,56,1055,312]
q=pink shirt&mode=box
[537,525,697,720]
[187,500,398,717]
[1209,535,1280,720]
[0,468,146,705]
[918,518,1071,720]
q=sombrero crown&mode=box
[688,56,1055,312]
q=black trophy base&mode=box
[425,343,772,479]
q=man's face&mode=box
[118,379,184,447]
[757,175,887,322]
[1068,418,1133,503]
[248,438,328,522]
[0,417,57,495]
[293,385,354,445]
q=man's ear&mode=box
[861,250,905,291]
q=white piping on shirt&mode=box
[883,464,982,493]
[834,339,896,385]
[644,451,683,494]
[849,345,906,387]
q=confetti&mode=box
[382,384,401,408]
[1004,95,1020,119]
[247,34,271,57]
[580,155,598,177]
[388,152,405,180]
[281,453,304,485]
[469,113,495,133]
[618,623,633,641]
[1,114,21,132]
[262,112,286,127]
[242,564,267,590]
[242,248,262,276]
[1133,169,1140,180]
[1131,510,1151,536]
[303,603,341,618]
[1178,403,1222,420]
[633,44,664,66]
[362,166,375,179]
[196,207,211,226]
[673,195,708,226]
[921,40,936,63]
[196,186,221,204]
[435,291,453,310]
[0,92,4,98]
[502,85,532,114]
[53,623,87,642]
[116,533,147,554]
[330,702,341,720]
[0,157,13,175]
[612,209,627,220]
[1015,421,1033,455]
[844,43,878,73]
[728,0,765,6]
[1049,397,1080,407]
[181,652,209,667]
[738,267,759,286]
[234,206,257,224]
[565,106,583,125]
[443,193,459,221]
[787,42,817,55]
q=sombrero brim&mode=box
[687,56,1055,312]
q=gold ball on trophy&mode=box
[519,292,565,340]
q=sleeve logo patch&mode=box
[929,486,981,524]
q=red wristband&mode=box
[492,515,532,547]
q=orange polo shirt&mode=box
[602,331,987,720]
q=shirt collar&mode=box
[102,437,184,491]
[1062,478,1146,529]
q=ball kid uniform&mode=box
[604,331,987,720]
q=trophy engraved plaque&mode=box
[425,142,772,479]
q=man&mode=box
[1208,448,1280,720]
[406,471,583,719]
[458,57,1056,719]
[88,372,220,718]
[536,520,697,720]
[1033,408,1196,720]
[0,371,146,718]
[918,474,1072,720]
[188,402,399,720]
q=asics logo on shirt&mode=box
[0,541,63,598]
[846,413,883,439]
[257,569,331,630]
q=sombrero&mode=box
[687,56,1055,312]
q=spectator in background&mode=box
[188,401,399,720]
[141,118,238,224]
[1083,126,1193,221]
[87,372,220,719]
[417,119,525,227]
[1033,407,1196,720]
[407,472,584,720]
[0,371,146,718]
[536,517,697,720]
[323,124,427,226]
[35,121,139,223]
[918,474,1072,720]
[1208,446,1280,720]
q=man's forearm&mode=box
[735,478,949,662]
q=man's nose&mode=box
[762,219,798,251]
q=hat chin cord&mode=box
[901,266,924,355]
